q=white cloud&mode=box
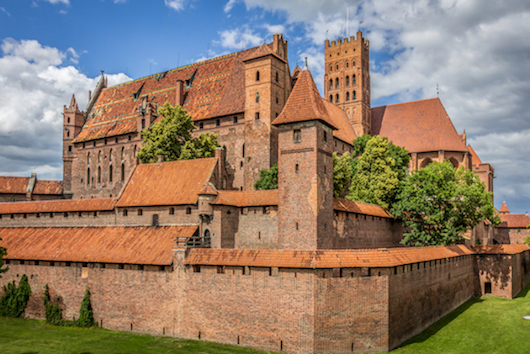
[218,27,263,50]
[59,9,67,14]
[0,38,130,179]
[114,0,128,3]
[0,7,11,16]
[164,0,186,11]
[263,24,285,35]
[43,0,69,4]
[224,0,238,13]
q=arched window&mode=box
[67,117,70,123]
[335,78,339,89]
[336,64,339,70]
[352,60,356,67]
[66,129,70,138]
[346,92,350,101]
[329,95,333,102]
[346,61,349,68]
[87,168,90,185]
[256,71,260,81]
[121,147,125,160]
[109,165,113,182]
[449,157,459,168]
[346,76,350,86]
[121,163,125,181]
[256,92,259,103]
[353,91,356,100]
[353,74,356,85]
[203,229,211,247]
[275,71,279,82]
[97,166,101,184]
[329,79,333,90]
[336,94,339,103]
[329,65,332,73]
[276,93,279,104]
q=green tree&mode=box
[0,239,7,278]
[392,161,497,246]
[0,274,31,318]
[43,284,63,325]
[333,151,354,197]
[347,136,403,210]
[78,288,95,327]
[136,102,219,163]
[254,164,278,190]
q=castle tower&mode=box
[272,69,335,250]
[324,31,371,136]
[242,35,291,190]
[62,94,85,197]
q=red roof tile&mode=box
[184,245,477,268]
[211,190,279,207]
[32,180,63,195]
[499,201,510,214]
[498,214,530,228]
[243,43,286,63]
[333,198,393,218]
[371,98,468,153]
[116,158,217,207]
[198,182,218,196]
[467,145,482,166]
[72,45,270,143]
[322,99,357,144]
[0,198,115,214]
[0,226,197,265]
[0,177,29,194]
[272,70,338,130]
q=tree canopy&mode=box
[333,151,354,197]
[136,102,219,163]
[254,163,278,190]
[346,135,409,210]
[392,160,498,246]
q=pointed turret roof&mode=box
[272,69,338,130]
[500,201,510,214]
[68,94,79,111]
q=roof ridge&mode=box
[371,97,440,110]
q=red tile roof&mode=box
[467,145,482,166]
[243,43,286,63]
[0,226,197,265]
[198,182,218,196]
[472,244,530,254]
[116,158,217,207]
[322,99,357,144]
[272,70,338,130]
[211,190,279,207]
[0,198,115,215]
[0,177,29,194]
[333,198,393,218]
[33,180,63,195]
[72,45,269,143]
[184,245,478,268]
[371,98,468,153]
[499,201,510,214]
[498,214,530,228]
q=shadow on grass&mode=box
[399,296,484,347]
[514,281,530,298]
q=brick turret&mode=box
[324,31,371,135]
[272,69,335,250]
[63,94,85,197]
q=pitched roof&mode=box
[272,70,338,130]
[116,158,217,207]
[184,245,478,268]
[498,214,530,228]
[467,145,482,165]
[72,46,265,143]
[198,182,218,196]
[322,99,357,144]
[211,190,279,207]
[243,43,286,63]
[0,198,115,215]
[499,201,510,213]
[0,226,197,265]
[0,177,63,195]
[333,198,393,218]
[371,98,468,153]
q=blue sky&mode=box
[1,0,529,214]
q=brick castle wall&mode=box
[333,212,403,248]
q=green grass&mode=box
[2,285,530,354]
[388,283,530,354]
[0,318,277,354]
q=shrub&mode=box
[77,288,95,327]
[0,274,31,318]
[43,284,63,325]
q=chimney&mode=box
[176,80,184,107]
[157,155,164,166]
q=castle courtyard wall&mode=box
[333,212,403,248]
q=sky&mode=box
[0,0,529,213]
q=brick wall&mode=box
[333,211,403,248]
[495,228,530,244]
[0,210,116,227]
[387,255,475,349]
[234,206,278,249]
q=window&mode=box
[128,135,131,141]
[152,214,159,226]
[276,93,279,104]
[256,71,260,81]
[109,149,112,161]
[336,94,339,103]
[217,266,225,274]
[329,65,332,72]
[352,60,356,67]
[93,141,96,147]
[346,61,349,68]
[121,147,125,160]
[193,265,201,273]
[255,112,259,120]
[353,91,356,100]
[233,116,238,124]
[242,144,245,158]
[109,165,113,182]
[67,117,70,123]
[216,119,220,127]
[329,79,333,90]
[98,151,102,163]
[87,168,90,185]
[353,74,356,85]
[186,207,191,214]
[275,71,279,82]
[93,211,97,217]
[346,76,350,86]
[141,118,145,130]
[68,146,72,152]
[104,139,107,145]
[256,92,259,103]
[293,129,301,143]
[169,207,175,215]
[97,166,101,184]
[346,92,350,101]
[323,131,327,142]
[66,129,70,138]
[121,164,125,181]
[123,209,128,216]
[243,266,250,275]
[138,209,143,216]
[199,122,203,129]
[295,164,299,173]
[329,95,333,102]
[115,138,118,143]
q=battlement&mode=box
[325,31,369,49]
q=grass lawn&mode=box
[2,285,530,354]
[389,283,530,354]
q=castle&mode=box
[0,32,528,354]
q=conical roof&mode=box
[500,201,510,214]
